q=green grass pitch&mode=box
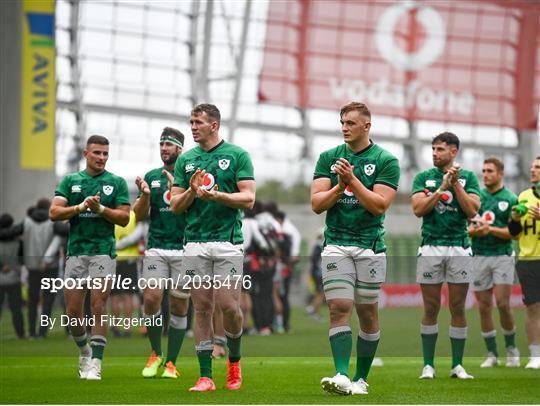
[1,307,538,404]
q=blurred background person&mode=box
[23,198,55,339]
[0,213,25,339]
[306,228,324,321]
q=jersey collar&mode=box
[348,140,374,156]
[486,186,504,195]
[81,169,107,178]
[201,139,225,154]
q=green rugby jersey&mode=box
[313,142,400,252]
[173,140,254,244]
[471,187,517,256]
[412,167,480,247]
[141,167,185,250]
[55,170,130,257]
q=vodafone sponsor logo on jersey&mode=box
[343,185,354,197]
[440,190,453,204]
[202,173,216,191]
[482,210,495,224]
[163,189,171,205]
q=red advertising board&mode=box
[259,0,540,129]
[379,284,524,308]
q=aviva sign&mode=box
[21,0,56,169]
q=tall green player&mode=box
[468,157,520,368]
[171,104,256,392]
[312,102,400,395]
[49,135,130,380]
[133,127,189,379]
[411,132,480,380]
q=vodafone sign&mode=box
[259,0,539,129]
[375,2,445,72]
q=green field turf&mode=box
[1,307,538,404]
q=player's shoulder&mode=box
[145,167,163,179]
[319,144,346,159]
[180,146,200,160]
[519,187,538,202]
[60,170,84,182]
[500,186,517,201]
[370,143,398,163]
[460,168,476,176]
[415,167,437,178]
[101,170,127,184]
[479,188,490,198]
[220,141,250,157]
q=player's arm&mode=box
[49,196,84,221]
[335,157,397,216]
[486,225,512,240]
[170,168,203,214]
[347,178,396,216]
[99,204,130,227]
[311,177,345,214]
[452,180,480,218]
[411,191,442,217]
[467,224,481,237]
[199,180,256,210]
[508,209,524,238]
[411,170,454,217]
[133,176,150,221]
[170,186,196,213]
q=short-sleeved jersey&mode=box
[412,167,480,247]
[173,140,254,244]
[472,187,517,256]
[516,188,540,259]
[55,170,130,257]
[141,167,185,250]
[313,142,400,252]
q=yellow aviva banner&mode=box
[21,0,56,169]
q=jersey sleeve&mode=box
[115,177,131,207]
[313,152,331,179]
[173,155,188,189]
[465,172,481,196]
[236,151,255,181]
[411,171,426,195]
[54,175,71,199]
[374,156,400,190]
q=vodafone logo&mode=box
[482,210,495,224]
[344,185,354,197]
[163,190,171,205]
[375,2,445,71]
[440,190,453,204]
[202,173,215,190]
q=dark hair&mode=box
[161,127,184,146]
[484,156,504,172]
[36,198,51,210]
[86,135,109,146]
[340,102,371,120]
[0,213,14,228]
[432,132,460,149]
[191,103,221,124]
[266,201,279,217]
